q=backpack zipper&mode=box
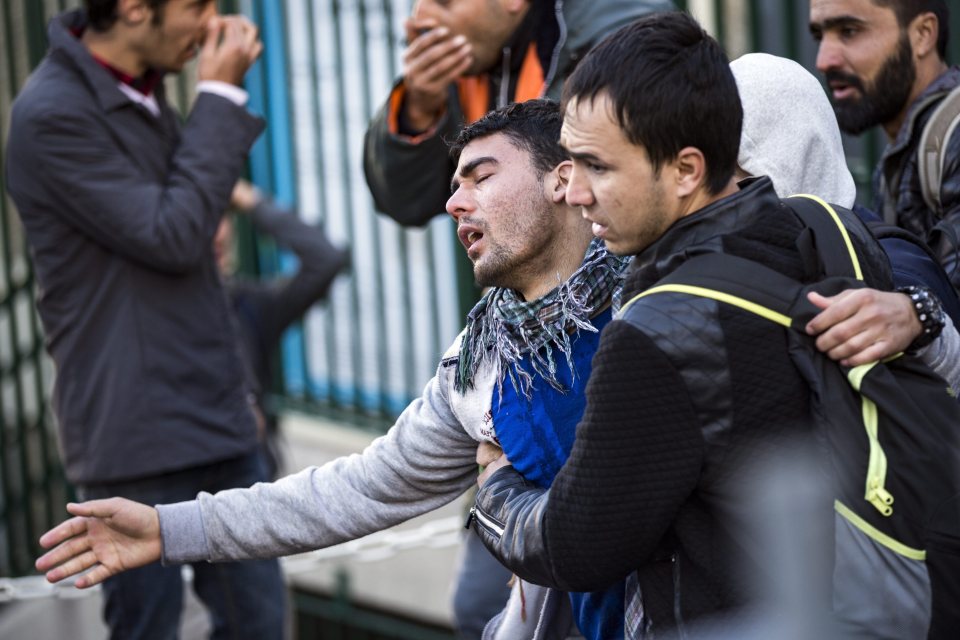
[847,363,895,516]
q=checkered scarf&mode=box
[455,238,629,397]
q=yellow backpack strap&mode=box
[622,252,888,519]
[620,252,863,327]
[783,195,863,281]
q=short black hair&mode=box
[873,0,949,61]
[562,11,742,195]
[449,99,567,177]
[84,0,171,31]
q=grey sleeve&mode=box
[362,82,464,227]
[918,315,960,394]
[157,501,208,565]
[157,371,478,564]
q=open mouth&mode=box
[825,71,863,102]
[828,81,858,101]
[458,225,484,254]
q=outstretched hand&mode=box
[805,289,921,366]
[36,498,162,588]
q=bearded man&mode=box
[809,0,960,288]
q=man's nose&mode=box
[565,167,594,207]
[446,187,471,220]
[197,2,219,39]
[412,0,443,24]
[202,2,219,21]
[815,36,843,74]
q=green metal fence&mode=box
[2,0,960,616]
[0,0,76,581]
[247,0,469,426]
[268,0,960,427]
[292,577,455,640]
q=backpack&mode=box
[918,84,960,217]
[621,195,960,638]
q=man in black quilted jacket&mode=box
[469,12,894,636]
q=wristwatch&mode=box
[897,285,946,352]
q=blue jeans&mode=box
[79,451,286,640]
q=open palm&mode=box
[35,498,162,588]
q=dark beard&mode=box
[828,33,916,135]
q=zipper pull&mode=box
[866,485,895,516]
[465,505,476,530]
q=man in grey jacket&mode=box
[35,99,631,640]
[4,1,283,638]
[362,0,673,227]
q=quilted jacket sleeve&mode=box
[472,320,705,591]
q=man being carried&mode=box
[34,100,632,640]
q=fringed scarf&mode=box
[454,237,630,397]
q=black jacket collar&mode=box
[628,177,782,294]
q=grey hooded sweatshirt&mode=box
[731,52,960,392]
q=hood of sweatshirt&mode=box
[731,52,857,208]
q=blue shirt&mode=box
[493,308,624,640]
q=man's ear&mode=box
[909,11,940,59]
[117,0,151,26]
[672,147,707,199]
[550,160,572,204]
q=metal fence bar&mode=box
[0,0,20,581]
[355,0,392,415]
[0,0,74,579]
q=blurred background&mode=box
[1,0,958,637]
